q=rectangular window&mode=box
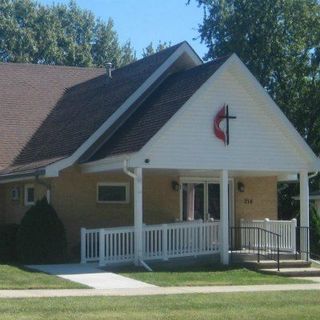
[24,184,35,206]
[97,183,129,204]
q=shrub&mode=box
[16,197,67,264]
[0,224,19,263]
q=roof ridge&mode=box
[0,62,104,71]
[111,42,185,74]
[0,42,186,73]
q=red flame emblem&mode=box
[214,104,226,145]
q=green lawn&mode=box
[117,263,312,286]
[0,265,86,289]
[0,291,319,319]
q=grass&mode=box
[0,291,319,319]
[0,264,87,289]
[117,262,312,286]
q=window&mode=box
[24,184,35,206]
[11,187,20,201]
[97,183,129,204]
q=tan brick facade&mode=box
[234,176,278,225]
[1,180,47,224]
[0,169,277,259]
[49,168,181,256]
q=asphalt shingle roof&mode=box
[89,56,229,161]
[0,43,181,175]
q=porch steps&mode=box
[231,253,299,263]
[240,260,312,270]
[259,267,320,277]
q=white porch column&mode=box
[134,167,143,265]
[220,169,229,265]
[299,170,310,260]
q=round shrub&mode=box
[16,197,67,264]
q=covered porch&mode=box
[79,165,311,268]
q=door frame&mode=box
[179,177,235,226]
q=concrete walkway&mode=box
[28,264,156,290]
[1,283,320,298]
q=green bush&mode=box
[0,224,19,262]
[16,197,67,264]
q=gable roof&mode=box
[0,42,200,178]
[88,56,230,161]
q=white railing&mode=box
[143,221,220,260]
[240,218,297,253]
[81,221,220,265]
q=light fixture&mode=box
[237,182,245,192]
[171,181,180,191]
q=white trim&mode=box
[24,183,35,206]
[81,154,133,173]
[230,54,320,167]
[96,182,130,204]
[45,43,202,177]
[0,175,37,184]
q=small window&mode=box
[97,183,129,204]
[24,184,35,206]
[11,187,20,201]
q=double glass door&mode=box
[181,180,233,223]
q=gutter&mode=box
[0,169,45,184]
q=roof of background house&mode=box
[0,43,182,176]
[89,56,229,161]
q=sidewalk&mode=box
[1,283,320,298]
[28,263,156,289]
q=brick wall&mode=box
[1,180,48,224]
[50,167,180,257]
[234,176,278,225]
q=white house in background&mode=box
[0,42,319,267]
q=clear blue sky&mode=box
[38,0,207,58]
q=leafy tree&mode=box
[0,0,136,67]
[142,41,171,57]
[119,40,137,66]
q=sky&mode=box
[37,0,207,58]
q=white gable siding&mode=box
[131,65,313,172]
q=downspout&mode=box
[122,160,153,272]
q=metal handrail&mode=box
[230,226,281,271]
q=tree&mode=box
[0,0,136,67]
[142,41,171,57]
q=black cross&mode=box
[219,104,236,145]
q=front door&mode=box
[181,180,234,224]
